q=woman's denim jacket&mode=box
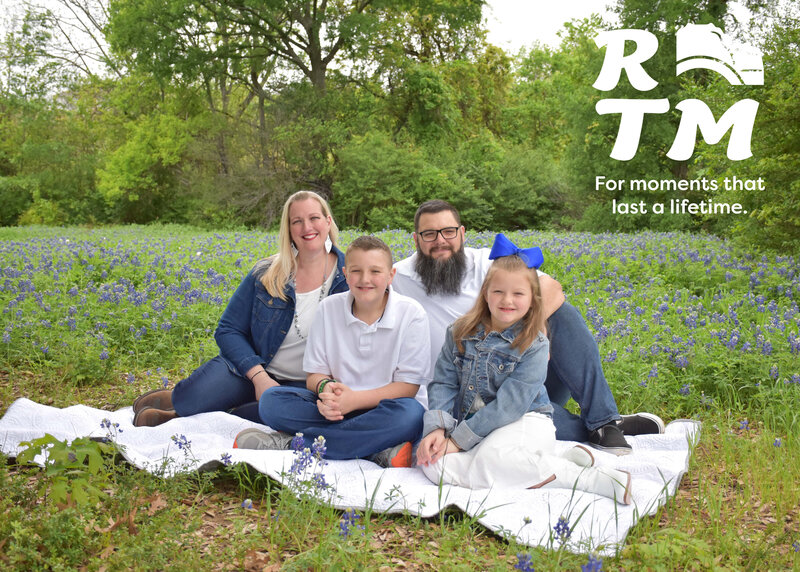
[423,323,552,451]
[214,246,347,377]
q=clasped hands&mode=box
[416,428,461,466]
[316,381,359,421]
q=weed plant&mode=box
[1,225,799,569]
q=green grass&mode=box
[1,225,799,569]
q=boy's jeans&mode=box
[259,386,424,460]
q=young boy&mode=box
[234,236,431,467]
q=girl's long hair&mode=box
[253,190,339,300]
[451,255,545,352]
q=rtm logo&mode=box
[593,24,763,161]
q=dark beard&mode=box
[415,245,467,296]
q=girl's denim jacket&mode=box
[423,323,552,451]
[213,246,347,377]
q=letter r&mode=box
[593,29,659,92]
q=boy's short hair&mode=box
[345,235,393,268]
[413,199,461,232]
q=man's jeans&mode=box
[172,355,305,423]
[259,386,424,460]
[546,302,620,441]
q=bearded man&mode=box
[393,200,663,455]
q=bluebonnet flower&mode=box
[311,435,327,461]
[792,374,800,384]
[793,540,800,552]
[2,331,9,343]
[291,433,305,452]
[774,438,782,447]
[241,498,253,509]
[648,365,658,378]
[171,434,191,451]
[339,508,365,538]
[523,516,532,525]
[100,418,123,441]
[739,419,750,431]
[126,372,135,384]
[582,554,603,572]
[221,452,232,466]
[99,349,109,360]
[514,553,535,571]
[290,447,313,476]
[554,516,571,542]
[769,365,779,379]
[312,472,329,491]
[679,384,691,396]
[161,376,169,388]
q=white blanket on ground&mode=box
[0,398,699,556]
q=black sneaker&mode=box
[587,423,632,456]
[617,413,665,436]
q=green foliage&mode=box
[698,20,800,250]
[0,175,35,225]
[333,130,461,230]
[17,433,116,506]
[1,0,798,249]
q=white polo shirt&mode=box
[393,247,548,378]
[303,286,431,406]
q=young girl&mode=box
[416,234,632,504]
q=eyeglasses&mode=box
[418,227,460,242]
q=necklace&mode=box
[292,255,330,340]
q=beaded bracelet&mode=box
[316,378,334,395]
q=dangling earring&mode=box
[324,236,332,253]
[291,242,299,257]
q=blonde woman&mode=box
[132,191,348,426]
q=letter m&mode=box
[667,99,759,160]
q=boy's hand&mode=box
[316,381,349,421]
[417,429,460,466]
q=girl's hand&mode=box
[417,429,448,466]
[443,438,461,457]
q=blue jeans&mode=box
[172,355,305,423]
[545,302,620,439]
[259,386,424,460]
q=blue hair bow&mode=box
[488,233,544,269]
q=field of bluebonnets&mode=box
[1,224,799,570]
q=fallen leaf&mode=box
[147,494,168,516]
[95,516,117,533]
[127,507,138,535]
[100,545,116,559]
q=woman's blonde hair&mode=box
[451,255,545,352]
[255,190,339,300]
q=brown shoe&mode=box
[133,406,178,427]
[133,389,173,414]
